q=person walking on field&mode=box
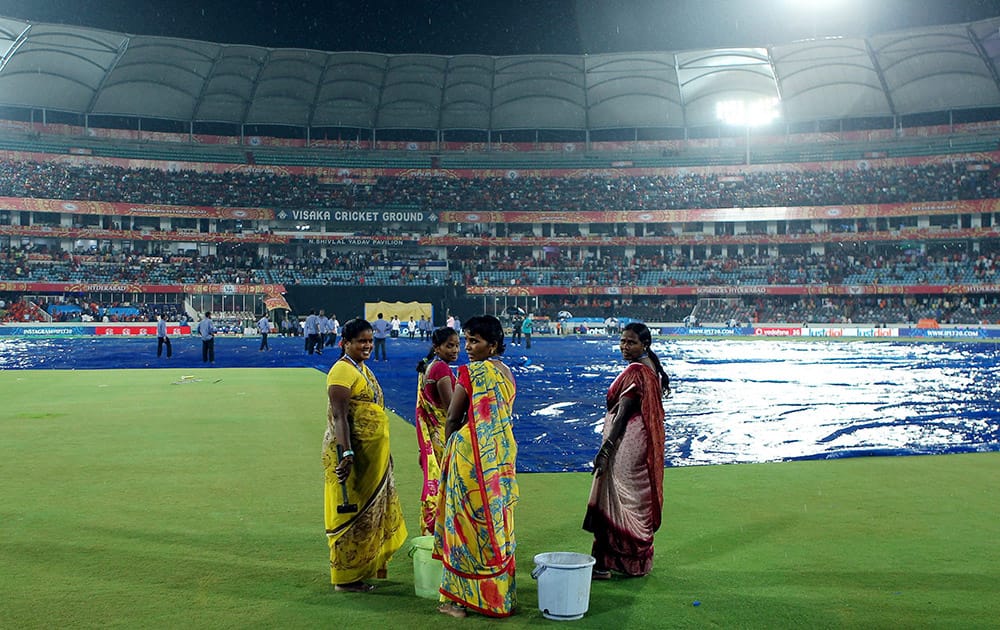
[156,314,172,358]
[257,313,271,351]
[304,310,321,355]
[198,311,216,363]
[521,313,534,349]
[327,314,341,347]
[372,313,390,361]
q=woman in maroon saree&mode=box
[584,322,670,579]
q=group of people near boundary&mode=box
[322,314,671,618]
[302,309,342,355]
[152,310,217,362]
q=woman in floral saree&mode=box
[435,315,518,618]
[324,318,408,592]
[584,322,670,579]
[414,326,460,535]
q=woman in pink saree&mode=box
[584,322,670,579]
[414,326,460,535]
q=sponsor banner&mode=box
[424,226,1000,243]
[656,326,751,336]
[275,209,434,224]
[0,326,85,336]
[804,327,899,337]
[0,325,191,336]
[689,327,740,336]
[0,225,288,243]
[183,283,286,296]
[4,281,993,299]
[901,327,991,339]
[465,284,996,297]
[95,325,191,336]
[438,199,1000,225]
[753,327,802,337]
[0,282,286,295]
[0,197,273,220]
[6,222,997,247]
[287,234,420,246]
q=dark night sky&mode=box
[3,0,1000,55]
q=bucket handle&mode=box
[530,564,546,579]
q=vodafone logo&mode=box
[825,207,842,217]
[638,213,653,221]
[62,202,79,211]
[233,210,248,218]
[464,214,480,221]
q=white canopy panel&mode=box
[2,15,1000,130]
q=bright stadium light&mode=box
[717,97,781,166]
[716,97,781,127]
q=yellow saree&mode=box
[434,359,518,617]
[324,359,407,585]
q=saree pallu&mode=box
[583,362,665,577]
[323,362,407,585]
[434,360,518,617]
[415,359,452,535]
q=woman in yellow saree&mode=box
[324,318,408,592]
[414,326,460,535]
[435,315,518,618]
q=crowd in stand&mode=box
[3,246,997,290]
[2,157,1000,325]
[0,294,184,323]
[3,158,1000,212]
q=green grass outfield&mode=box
[2,368,998,629]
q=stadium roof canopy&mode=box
[1,14,1000,131]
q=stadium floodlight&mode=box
[716,97,781,127]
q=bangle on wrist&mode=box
[341,449,354,458]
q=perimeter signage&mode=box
[277,209,434,224]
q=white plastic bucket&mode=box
[531,552,597,621]
[408,535,442,600]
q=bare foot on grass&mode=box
[438,603,467,618]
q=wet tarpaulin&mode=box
[1,335,997,473]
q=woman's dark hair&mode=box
[338,318,372,357]
[624,322,671,397]
[462,315,506,356]
[416,326,458,373]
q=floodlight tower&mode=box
[716,98,781,165]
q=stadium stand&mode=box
[1,15,999,328]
